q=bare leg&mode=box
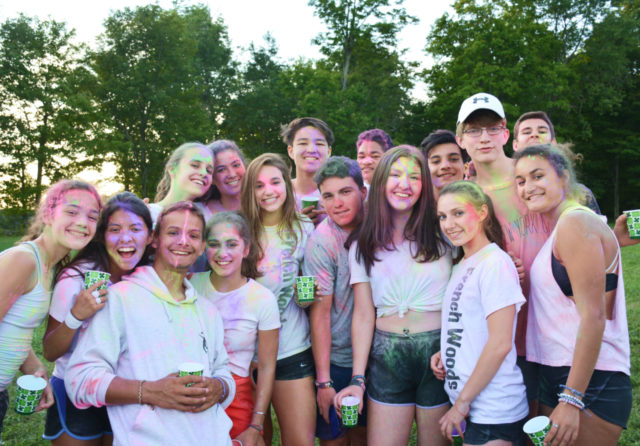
[416,404,450,446]
[52,434,105,446]
[366,398,414,446]
[272,377,316,446]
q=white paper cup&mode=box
[341,396,360,427]
[15,375,47,415]
[179,362,204,387]
[523,415,551,446]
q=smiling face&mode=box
[513,118,555,151]
[170,147,214,200]
[255,165,287,220]
[457,118,509,165]
[213,149,245,198]
[515,155,567,214]
[206,223,248,280]
[105,209,152,275]
[47,189,101,251]
[287,126,331,174]
[153,210,205,272]
[357,140,385,185]
[427,143,464,190]
[437,193,487,249]
[385,157,422,215]
[319,176,366,231]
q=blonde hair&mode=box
[240,153,302,260]
[21,180,102,242]
[154,142,208,202]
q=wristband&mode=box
[557,392,585,410]
[559,384,585,399]
[349,375,366,390]
[248,423,263,432]
[138,380,145,405]
[212,376,227,403]
[64,311,83,330]
[315,380,334,389]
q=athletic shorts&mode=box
[538,365,632,429]
[367,328,449,408]
[517,355,540,402]
[226,374,254,439]
[464,418,527,446]
[315,364,367,441]
[43,376,112,441]
[275,348,315,381]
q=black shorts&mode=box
[275,348,315,381]
[367,328,449,408]
[464,418,527,445]
[538,365,632,429]
[43,376,112,441]
[0,388,8,436]
[517,355,540,402]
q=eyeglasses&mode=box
[462,126,506,138]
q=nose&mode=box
[398,173,410,189]
[120,229,133,242]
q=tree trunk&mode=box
[613,154,619,217]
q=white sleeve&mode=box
[479,251,526,318]
[257,288,281,331]
[65,288,124,409]
[50,271,84,323]
[348,242,370,285]
[207,307,235,410]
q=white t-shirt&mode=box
[348,240,452,317]
[49,263,111,380]
[189,275,281,377]
[441,243,528,424]
[256,218,314,360]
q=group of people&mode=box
[0,92,634,446]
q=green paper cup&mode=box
[301,197,319,210]
[341,396,359,427]
[179,362,204,387]
[624,210,640,239]
[84,270,110,291]
[523,416,551,446]
[15,375,47,415]
[296,276,315,303]
[452,420,466,446]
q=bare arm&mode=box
[0,249,36,323]
[310,292,334,423]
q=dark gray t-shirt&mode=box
[302,217,353,367]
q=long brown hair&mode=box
[355,145,443,274]
[240,153,302,260]
[205,211,262,279]
[21,180,102,242]
[438,181,504,263]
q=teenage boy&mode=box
[66,202,235,445]
[282,117,333,225]
[420,129,468,199]
[456,93,551,407]
[513,111,601,214]
[303,157,367,446]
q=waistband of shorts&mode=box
[374,327,440,339]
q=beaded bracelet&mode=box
[212,376,227,403]
[315,380,334,389]
[349,375,366,390]
[557,392,585,410]
[559,384,585,399]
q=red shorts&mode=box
[226,374,254,439]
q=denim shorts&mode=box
[275,348,315,381]
[464,418,527,445]
[367,328,449,408]
[315,364,367,440]
[0,388,8,436]
[538,365,632,428]
[43,376,112,441]
[516,355,540,402]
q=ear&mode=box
[478,204,489,222]
[500,125,510,145]
[145,232,154,247]
[327,146,332,157]
[242,243,250,259]
[512,139,519,152]
[361,186,368,202]
[287,145,295,160]
[455,134,465,149]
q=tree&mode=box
[88,4,235,197]
[309,0,416,90]
[0,15,92,208]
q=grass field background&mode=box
[1,235,638,445]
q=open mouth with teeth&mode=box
[117,247,137,259]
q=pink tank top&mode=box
[526,208,630,374]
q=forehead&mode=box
[215,149,242,164]
[162,210,203,230]
[293,126,327,142]
[183,147,213,163]
[519,118,550,131]
[319,175,359,192]
[515,155,551,173]
[428,143,462,159]
[437,193,474,211]
[257,164,283,179]
[208,222,242,239]
[108,208,145,225]
[60,189,99,209]
[390,156,421,172]
[358,140,384,153]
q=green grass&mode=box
[1,237,638,445]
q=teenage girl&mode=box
[0,180,101,438]
[190,211,280,446]
[514,145,631,446]
[334,146,452,446]
[203,140,246,214]
[432,181,528,445]
[41,192,153,445]
[151,142,214,224]
[241,153,316,445]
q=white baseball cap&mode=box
[457,92,505,125]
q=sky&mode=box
[0,0,454,195]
